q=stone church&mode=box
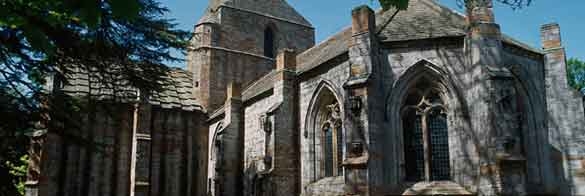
[26,0,585,195]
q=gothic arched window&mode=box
[307,85,344,181]
[263,27,275,58]
[321,103,342,177]
[323,123,334,177]
[402,79,450,181]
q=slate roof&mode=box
[376,0,467,42]
[241,70,278,101]
[297,0,543,74]
[209,70,278,118]
[198,0,312,27]
[297,27,352,73]
[61,67,202,111]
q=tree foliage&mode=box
[568,58,585,93]
[0,0,189,195]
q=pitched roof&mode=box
[61,67,202,111]
[376,0,467,42]
[297,27,352,72]
[297,0,543,73]
[198,0,312,27]
[241,70,278,101]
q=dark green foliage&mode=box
[379,0,410,10]
[0,0,190,195]
[568,58,585,93]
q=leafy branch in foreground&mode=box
[568,58,585,93]
[1,0,190,194]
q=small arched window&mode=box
[321,103,342,177]
[323,123,334,177]
[308,85,343,180]
[402,79,450,181]
[264,27,275,58]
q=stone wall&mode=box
[381,40,474,193]
[541,23,585,195]
[187,0,315,112]
[149,107,208,196]
[298,56,350,194]
[238,50,300,196]
[215,6,314,57]
[32,103,208,196]
[35,103,134,196]
[244,92,274,172]
[379,32,554,195]
[502,47,557,192]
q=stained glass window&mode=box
[313,92,342,179]
[136,139,151,183]
[404,113,424,181]
[429,112,450,181]
[402,79,450,182]
[323,125,334,177]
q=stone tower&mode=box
[187,0,315,111]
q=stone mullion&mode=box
[421,113,431,182]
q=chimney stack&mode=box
[351,5,375,35]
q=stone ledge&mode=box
[402,181,474,195]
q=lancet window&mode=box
[402,80,450,181]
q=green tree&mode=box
[568,58,585,93]
[1,0,189,195]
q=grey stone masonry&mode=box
[187,0,314,112]
[542,23,585,195]
[30,0,585,196]
[462,0,555,195]
[217,82,245,196]
[270,49,301,195]
[343,5,386,196]
[466,0,509,195]
[27,102,208,196]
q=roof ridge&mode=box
[200,0,312,27]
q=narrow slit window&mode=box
[323,125,334,177]
[264,28,274,58]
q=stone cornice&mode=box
[189,45,275,61]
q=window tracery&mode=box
[402,79,450,181]
[322,103,342,177]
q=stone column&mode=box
[542,23,585,195]
[465,0,519,195]
[343,5,385,195]
[269,49,300,196]
[219,82,244,196]
[542,23,571,142]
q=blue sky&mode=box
[162,0,584,67]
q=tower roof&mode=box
[197,0,312,27]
